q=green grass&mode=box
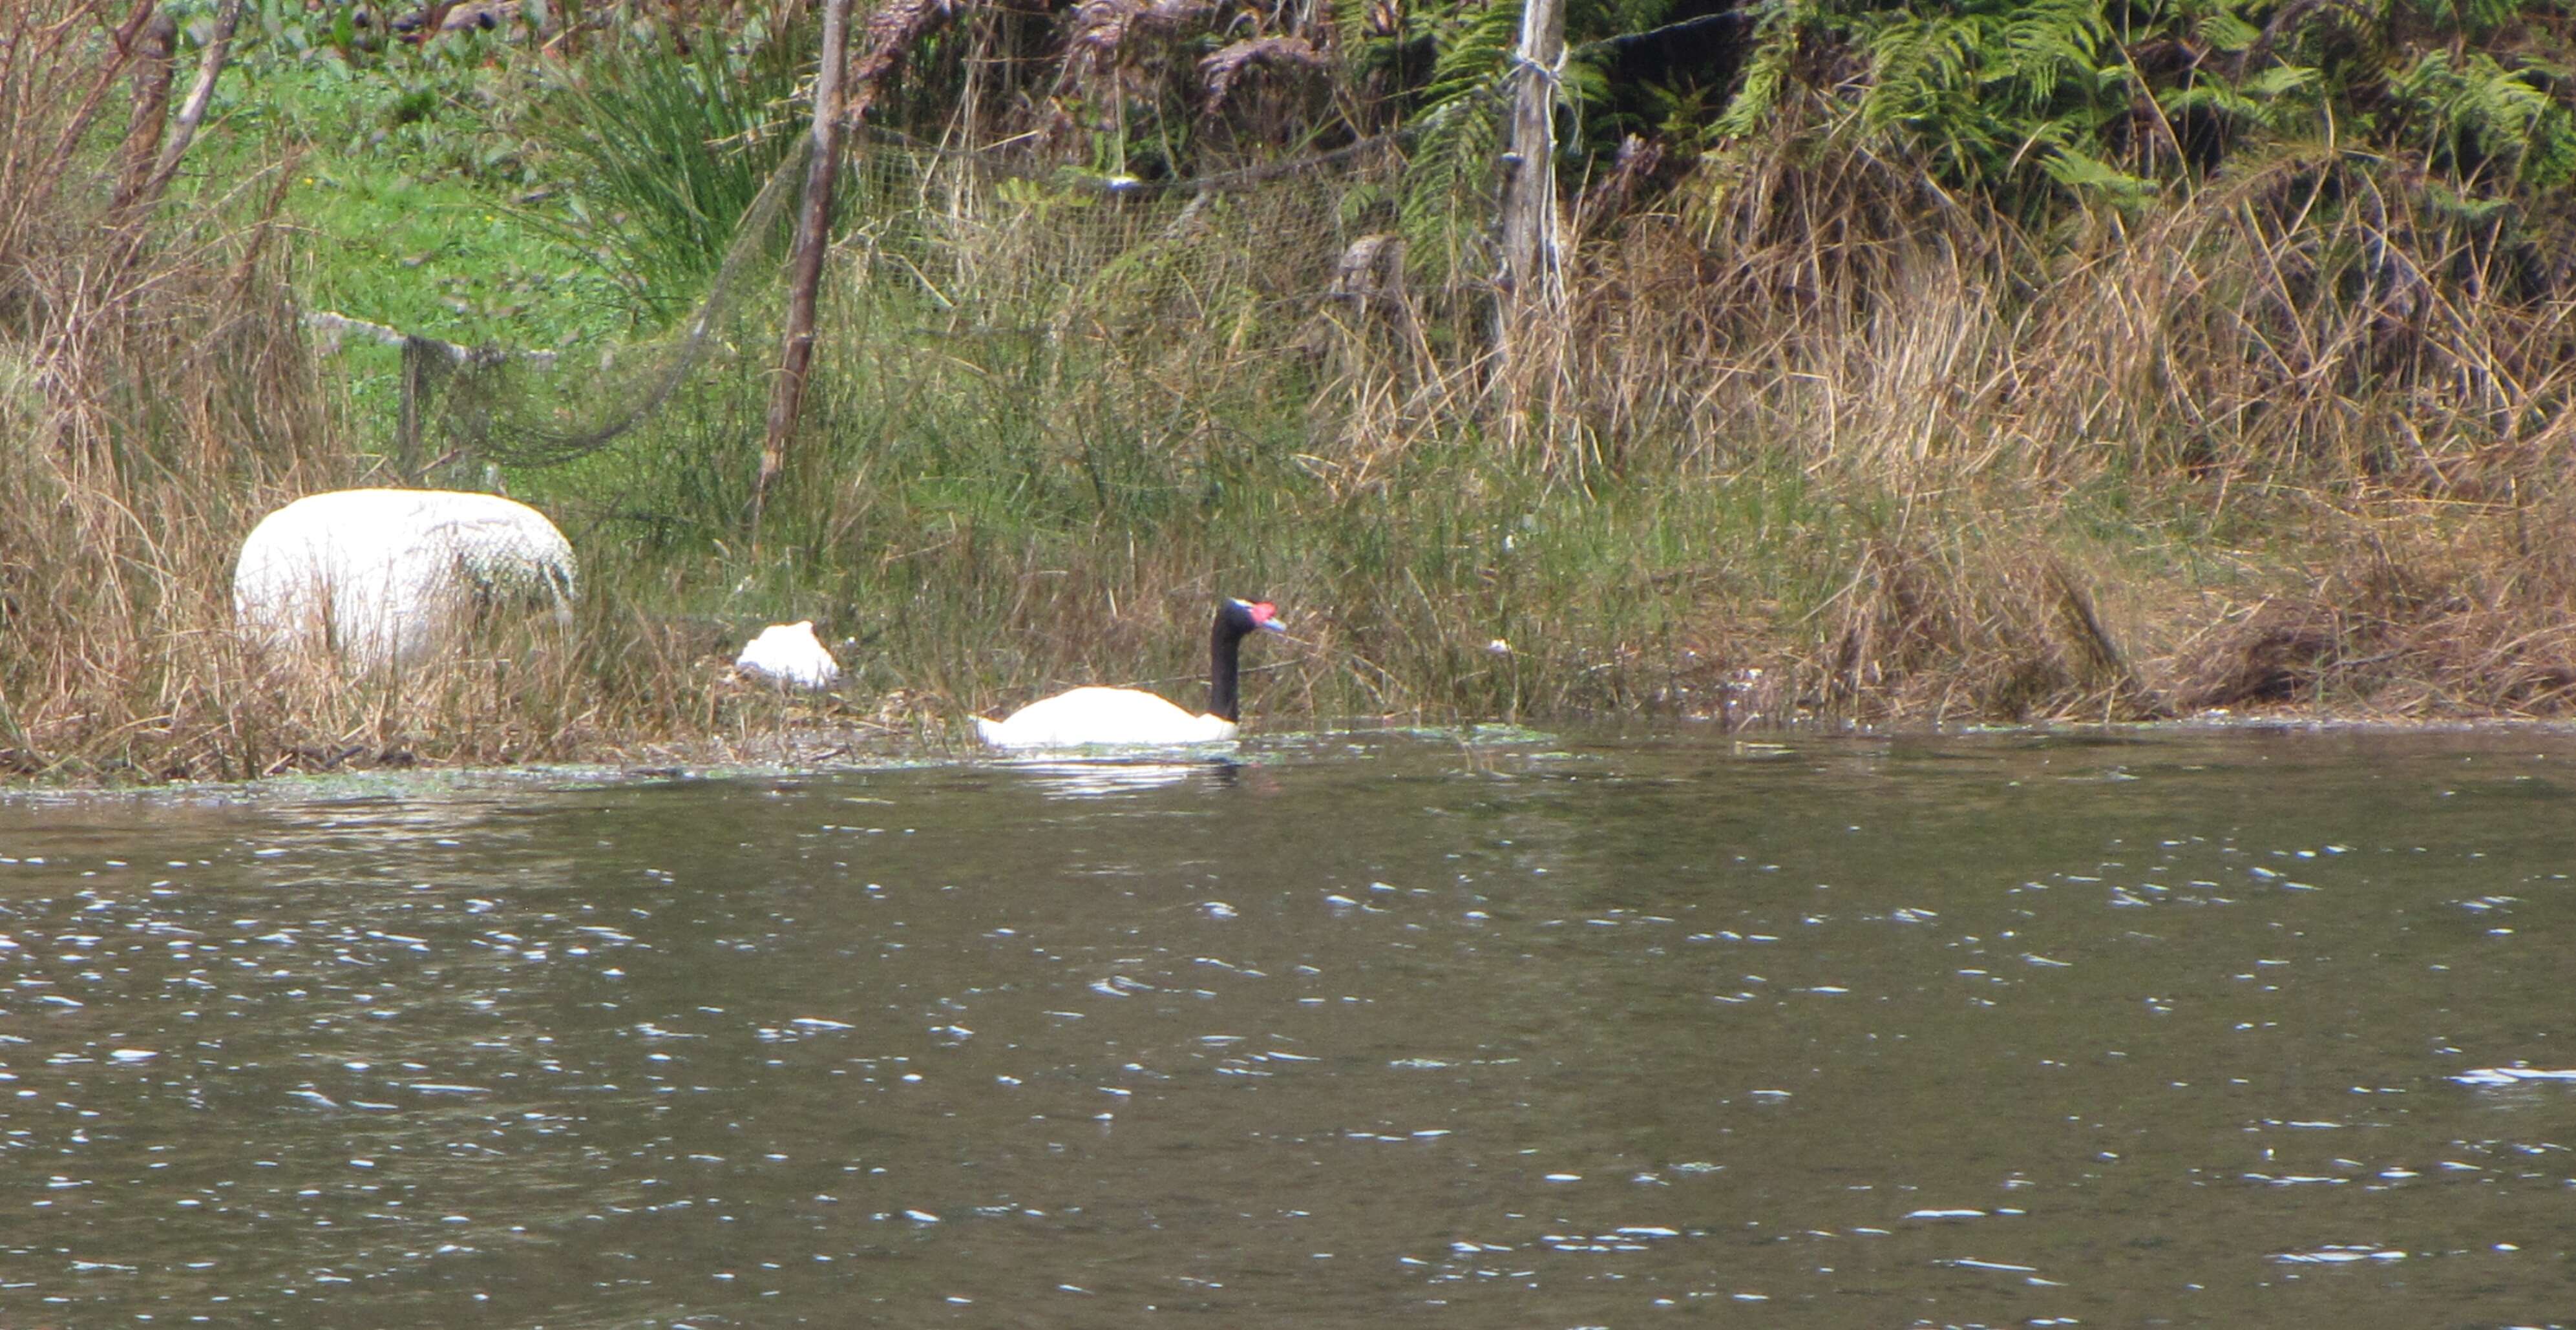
[451,268,1947,732]
[149,39,2246,744]
[187,36,646,457]
[177,39,1866,732]
[287,169,620,344]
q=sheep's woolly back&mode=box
[234,489,578,672]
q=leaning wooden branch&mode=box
[129,0,243,214]
[752,0,852,530]
[111,10,178,209]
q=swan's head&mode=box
[1224,598,1286,635]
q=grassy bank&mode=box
[7,2,2576,783]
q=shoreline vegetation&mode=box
[6,0,2576,783]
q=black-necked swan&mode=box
[975,598,1286,748]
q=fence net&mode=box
[401,132,1412,473]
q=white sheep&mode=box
[233,488,578,672]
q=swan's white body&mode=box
[736,620,839,689]
[975,686,1238,748]
[233,488,576,672]
[975,598,1285,749]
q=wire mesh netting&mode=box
[402,132,1411,473]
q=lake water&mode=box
[3,726,2572,1325]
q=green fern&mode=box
[2159,60,2322,135]
[1399,1,1526,284]
[2040,143,2159,204]
[2191,5,2264,54]
[2412,0,2521,37]
[1844,0,2127,208]
[1419,0,1525,112]
[2391,48,2576,191]
[1998,0,2109,110]
[1401,96,1505,284]
[1711,3,1797,142]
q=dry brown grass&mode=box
[841,112,2576,735]
[1355,129,2576,729]
[3,3,340,777]
[2160,496,2576,718]
[0,2,759,781]
[17,4,2576,786]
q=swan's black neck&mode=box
[1207,609,1250,722]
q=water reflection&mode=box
[991,755,1241,799]
[3,729,2574,1325]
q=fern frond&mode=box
[1711,5,1797,141]
[2244,65,2322,100]
[2193,9,2261,54]
[1392,0,1525,285]
[2040,143,2160,204]
[1999,0,2106,109]
[1399,94,1504,284]
[2413,0,2519,37]
[2391,48,2576,191]
[1419,1,1525,112]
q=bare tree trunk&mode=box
[1494,0,1569,464]
[1496,0,1565,315]
[751,0,853,532]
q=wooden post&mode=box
[397,335,432,482]
[751,0,853,531]
[1496,0,1565,323]
[1493,0,1568,462]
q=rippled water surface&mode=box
[4,728,2573,1326]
